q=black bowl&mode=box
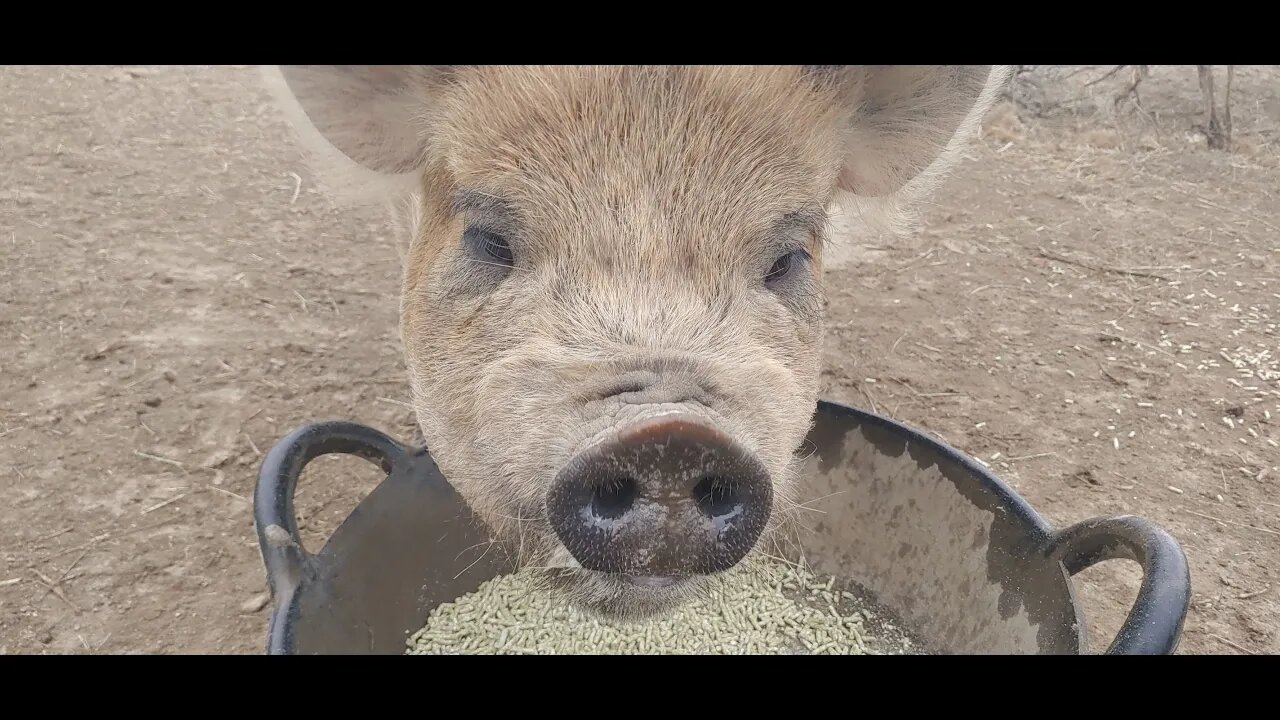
[254,400,1190,654]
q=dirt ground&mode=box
[2,65,1276,655]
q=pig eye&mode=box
[765,250,804,286]
[464,226,515,267]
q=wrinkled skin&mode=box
[265,65,1011,617]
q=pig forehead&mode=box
[434,66,844,230]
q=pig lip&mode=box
[619,574,687,590]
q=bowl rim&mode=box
[813,398,1056,537]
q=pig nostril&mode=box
[591,477,638,520]
[693,476,741,520]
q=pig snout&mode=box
[546,414,772,580]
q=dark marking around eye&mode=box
[765,247,814,288]
[464,226,514,266]
[452,188,521,272]
[761,207,822,288]
[765,253,794,283]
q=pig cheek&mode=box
[400,296,507,513]
[419,306,568,549]
[741,313,822,496]
[400,243,552,546]
[756,302,822,407]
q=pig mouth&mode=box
[542,546,699,595]
[619,574,685,589]
[543,565,709,619]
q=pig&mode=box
[263,65,1012,618]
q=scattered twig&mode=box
[1084,64,1127,88]
[1096,332,1174,358]
[968,284,1015,296]
[1006,452,1057,462]
[886,377,922,396]
[142,492,189,515]
[1184,509,1280,537]
[896,248,936,272]
[889,331,907,356]
[1099,364,1128,386]
[0,578,21,587]
[1057,66,1097,82]
[288,172,303,205]
[133,450,187,472]
[857,384,881,415]
[209,485,250,504]
[34,527,73,543]
[1237,585,1271,601]
[29,569,79,612]
[122,372,157,390]
[1036,248,1172,281]
[1208,634,1255,655]
[376,396,415,410]
[54,548,91,585]
[82,341,126,361]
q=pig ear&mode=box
[819,65,1012,268]
[261,65,451,202]
[833,66,1010,198]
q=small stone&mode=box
[240,593,270,614]
[200,449,235,469]
[108,66,157,81]
[142,397,162,408]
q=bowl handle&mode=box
[1044,515,1191,654]
[253,421,409,605]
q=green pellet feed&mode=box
[405,558,919,655]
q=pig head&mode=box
[263,65,1011,616]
